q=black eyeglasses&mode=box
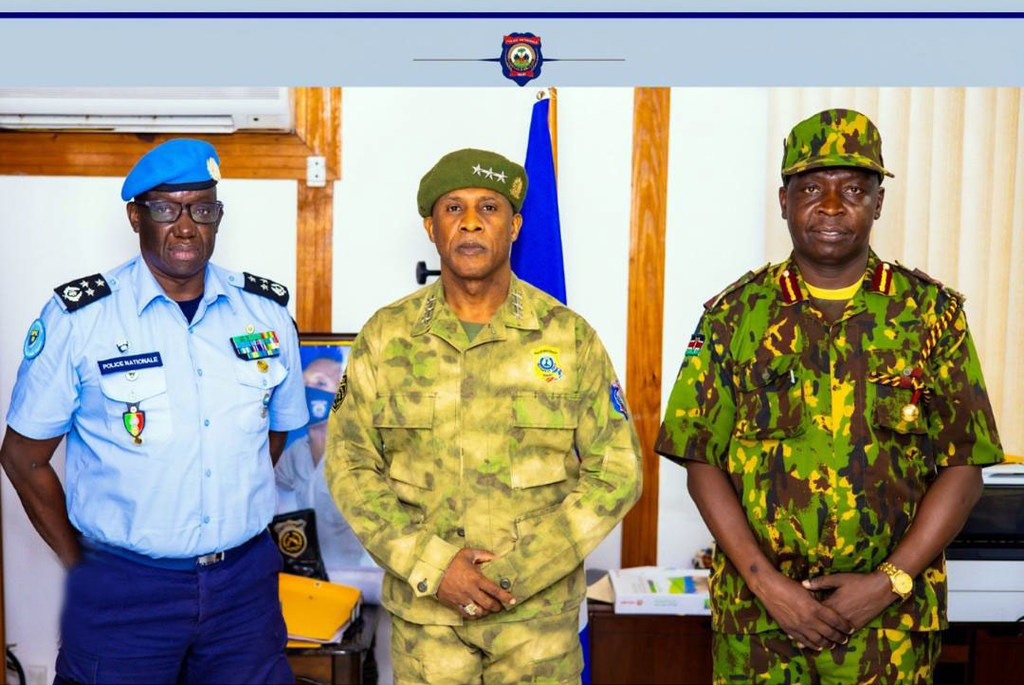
[138,200,224,225]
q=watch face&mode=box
[894,574,913,596]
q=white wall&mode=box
[658,88,769,566]
[0,176,296,677]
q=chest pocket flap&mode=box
[233,357,288,390]
[867,350,929,435]
[511,392,578,488]
[735,354,800,391]
[98,366,171,443]
[732,354,806,440]
[373,394,435,490]
[233,358,289,433]
[99,366,168,403]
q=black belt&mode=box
[82,530,267,571]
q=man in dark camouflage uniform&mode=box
[656,109,1004,684]
[326,149,642,684]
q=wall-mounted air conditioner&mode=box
[0,87,293,133]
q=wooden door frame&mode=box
[622,87,670,568]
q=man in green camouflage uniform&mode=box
[656,109,1003,684]
[325,148,643,685]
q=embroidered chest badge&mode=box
[532,346,563,383]
[123,404,146,444]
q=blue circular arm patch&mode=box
[23,318,45,359]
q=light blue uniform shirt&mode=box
[7,256,309,558]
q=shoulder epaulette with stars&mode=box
[703,263,771,311]
[54,273,112,312]
[891,261,966,303]
[241,272,290,306]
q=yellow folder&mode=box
[279,572,362,645]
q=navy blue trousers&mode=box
[55,532,292,685]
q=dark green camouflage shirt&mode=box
[325,274,642,626]
[656,252,1003,634]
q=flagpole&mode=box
[548,87,558,182]
[538,87,558,183]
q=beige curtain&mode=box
[765,88,1023,456]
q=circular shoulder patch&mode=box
[610,380,628,419]
[23,318,46,359]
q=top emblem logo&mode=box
[501,33,544,86]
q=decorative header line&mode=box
[413,58,624,62]
[1,11,1023,19]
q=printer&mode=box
[947,463,1024,622]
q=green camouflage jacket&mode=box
[656,251,1003,634]
[325,274,642,626]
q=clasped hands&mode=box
[757,570,899,651]
[436,548,516,620]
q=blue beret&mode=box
[120,138,222,201]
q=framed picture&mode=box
[274,332,385,600]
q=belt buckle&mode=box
[197,551,225,567]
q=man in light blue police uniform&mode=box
[0,138,308,684]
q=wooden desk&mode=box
[587,603,712,684]
[587,604,1024,685]
[287,604,379,685]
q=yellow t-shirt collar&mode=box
[805,280,862,301]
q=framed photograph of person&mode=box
[273,332,385,601]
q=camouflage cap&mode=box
[417,148,528,217]
[781,108,894,180]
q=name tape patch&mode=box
[98,352,163,375]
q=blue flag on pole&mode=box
[511,97,566,304]
[513,95,592,684]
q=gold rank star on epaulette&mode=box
[242,272,290,306]
[54,273,112,312]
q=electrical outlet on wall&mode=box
[26,664,48,685]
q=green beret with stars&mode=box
[416,148,528,217]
